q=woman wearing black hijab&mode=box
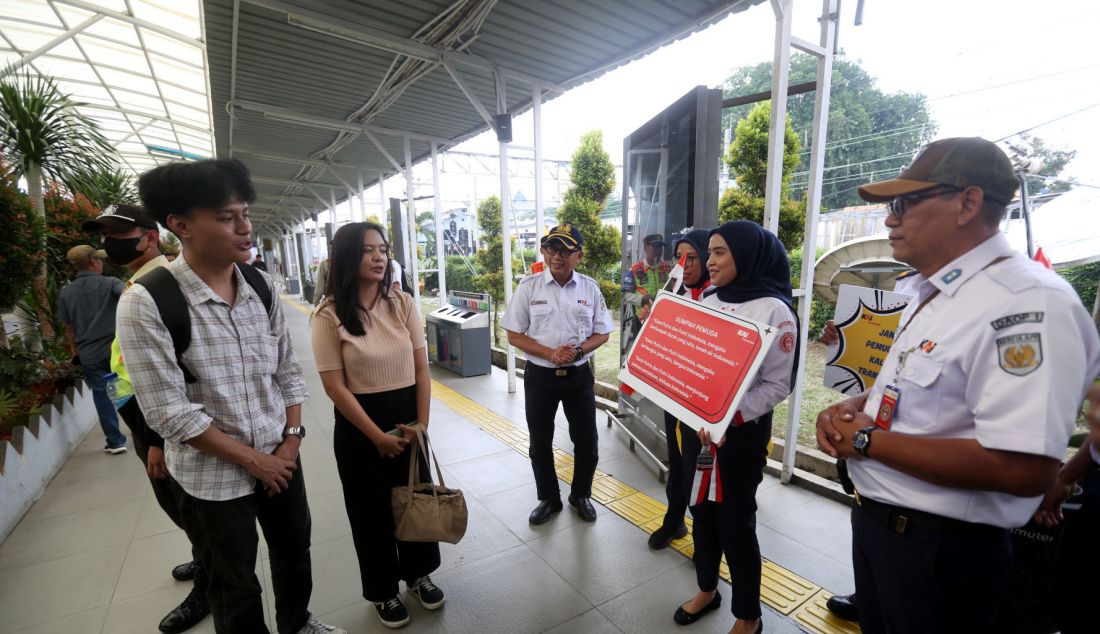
[649,228,713,550]
[673,221,798,634]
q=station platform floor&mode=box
[0,296,861,634]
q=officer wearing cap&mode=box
[57,244,128,453]
[502,224,614,525]
[815,137,1100,633]
[629,233,671,297]
[84,204,211,632]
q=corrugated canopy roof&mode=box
[0,0,214,174]
[202,0,765,230]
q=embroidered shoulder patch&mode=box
[997,333,1042,376]
[990,312,1044,331]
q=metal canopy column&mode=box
[533,86,545,263]
[780,0,838,483]
[431,143,447,300]
[763,0,794,234]
[357,171,366,223]
[500,141,516,393]
[404,137,421,304]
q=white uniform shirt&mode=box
[501,270,614,368]
[699,292,798,422]
[852,233,1100,528]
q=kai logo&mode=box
[997,333,1042,376]
[826,299,907,394]
[941,268,962,284]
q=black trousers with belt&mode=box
[681,412,772,621]
[524,363,599,501]
[174,458,313,634]
[658,411,688,531]
[333,386,441,603]
[851,497,1013,634]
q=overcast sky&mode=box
[443,0,1099,190]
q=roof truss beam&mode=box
[231,99,451,146]
[0,13,104,78]
[54,0,205,48]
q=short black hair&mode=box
[138,158,256,226]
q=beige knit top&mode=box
[310,292,426,394]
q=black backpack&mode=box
[135,263,273,384]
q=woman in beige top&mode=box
[310,222,443,629]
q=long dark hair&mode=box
[327,222,393,336]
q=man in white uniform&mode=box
[502,224,614,525]
[815,137,1100,633]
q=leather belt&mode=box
[529,363,587,378]
[856,494,1003,536]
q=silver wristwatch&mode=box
[283,426,306,439]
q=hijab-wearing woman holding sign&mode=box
[673,220,798,634]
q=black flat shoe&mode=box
[826,592,858,621]
[648,522,689,550]
[158,585,210,633]
[529,499,563,525]
[673,592,721,625]
[568,494,597,522]
[171,561,199,582]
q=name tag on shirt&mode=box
[874,384,901,430]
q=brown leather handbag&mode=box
[391,426,468,544]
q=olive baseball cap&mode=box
[66,244,107,265]
[858,137,1019,205]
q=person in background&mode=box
[252,252,267,271]
[311,222,443,629]
[673,221,797,634]
[815,137,1100,634]
[84,203,210,633]
[118,158,344,634]
[648,228,712,551]
[57,244,128,454]
[630,234,671,297]
[502,224,614,526]
[313,244,331,304]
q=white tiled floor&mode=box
[0,299,854,633]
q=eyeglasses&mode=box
[544,247,574,259]
[887,186,963,218]
[680,254,698,266]
[361,245,388,256]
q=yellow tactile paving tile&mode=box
[760,559,819,615]
[555,463,574,484]
[607,492,667,525]
[552,448,574,468]
[494,427,529,446]
[791,590,862,634]
[590,475,637,505]
[510,441,530,457]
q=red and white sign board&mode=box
[618,292,775,438]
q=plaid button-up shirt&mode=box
[117,256,309,501]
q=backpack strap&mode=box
[237,263,273,315]
[134,267,198,384]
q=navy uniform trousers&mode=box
[524,363,599,501]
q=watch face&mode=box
[853,431,869,452]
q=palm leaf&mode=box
[0,66,116,185]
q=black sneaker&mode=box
[373,596,410,629]
[408,575,446,610]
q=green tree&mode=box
[556,131,622,304]
[473,195,520,344]
[1019,134,1077,194]
[719,101,806,251]
[0,68,114,341]
[0,163,45,348]
[722,53,936,209]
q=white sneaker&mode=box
[296,615,346,634]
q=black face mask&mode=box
[103,235,145,265]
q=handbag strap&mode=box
[404,425,448,495]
